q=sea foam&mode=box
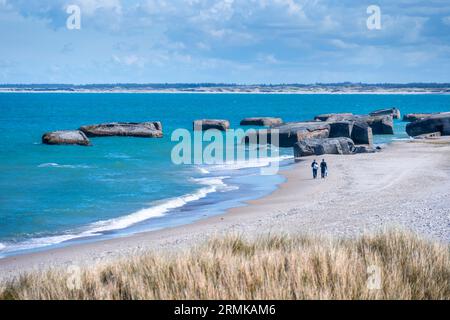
[87,176,230,233]
[38,163,92,169]
[5,155,290,256]
[205,155,293,172]
[0,176,232,255]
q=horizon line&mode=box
[1,82,450,87]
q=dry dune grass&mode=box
[0,231,449,300]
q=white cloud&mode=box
[257,53,280,64]
[195,0,235,22]
[329,39,358,49]
[144,0,177,15]
[75,0,122,15]
[442,16,450,26]
[320,15,340,31]
[196,42,211,50]
[2,0,450,83]
[403,50,435,67]
[112,54,145,67]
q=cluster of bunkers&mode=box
[42,108,450,158]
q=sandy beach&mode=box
[1,139,449,281]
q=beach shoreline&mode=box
[1,139,449,281]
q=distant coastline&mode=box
[1,83,450,94]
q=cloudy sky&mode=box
[1,0,450,84]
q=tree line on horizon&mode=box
[1,83,450,90]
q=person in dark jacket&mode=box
[320,159,328,179]
[311,160,319,179]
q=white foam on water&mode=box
[191,176,239,192]
[0,232,103,254]
[197,167,210,174]
[6,154,291,256]
[38,163,92,169]
[206,155,293,172]
[105,153,131,159]
[191,176,228,185]
[38,162,59,167]
[78,175,231,234]
[0,176,233,255]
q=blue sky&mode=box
[1,0,450,84]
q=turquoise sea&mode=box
[0,93,449,257]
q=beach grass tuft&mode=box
[0,231,448,300]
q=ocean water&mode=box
[0,93,449,257]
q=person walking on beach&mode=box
[320,159,328,179]
[311,160,319,179]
